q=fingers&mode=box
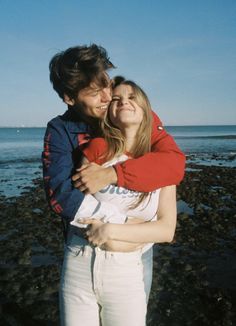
[73,180,82,188]
[86,231,99,246]
[72,165,90,182]
[76,164,89,172]
[73,176,92,193]
[72,169,89,182]
[72,162,105,194]
[78,220,89,225]
[71,173,80,182]
[74,182,88,192]
[74,183,96,194]
[87,236,102,247]
[82,219,96,224]
[76,162,96,172]
[84,221,104,247]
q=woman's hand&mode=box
[82,219,111,247]
[81,218,144,252]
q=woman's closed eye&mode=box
[128,95,136,100]
[111,95,136,102]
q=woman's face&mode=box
[109,84,144,129]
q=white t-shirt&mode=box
[95,154,160,221]
[71,140,161,251]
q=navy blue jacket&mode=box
[42,109,92,220]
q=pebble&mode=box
[1,163,236,325]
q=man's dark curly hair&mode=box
[49,44,115,100]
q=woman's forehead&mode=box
[113,84,133,95]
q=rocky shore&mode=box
[0,162,236,325]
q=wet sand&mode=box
[0,162,236,325]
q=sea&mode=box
[0,125,236,197]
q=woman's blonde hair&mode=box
[100,76,153,208]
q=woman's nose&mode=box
[120,97,128,105]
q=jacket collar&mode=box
[60,109,93,134]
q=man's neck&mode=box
[71,106,98,127]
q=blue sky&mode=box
[0,0,235,126]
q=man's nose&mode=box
[101,87,112,102]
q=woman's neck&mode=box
[122,126,139,152]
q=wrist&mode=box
[107,166,118,185]
[106,223,116,241]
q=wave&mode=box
[0,157,41,165]
[175,135,236,140]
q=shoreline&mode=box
[0,150,236,200]
[0,163,236,325]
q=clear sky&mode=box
[0,0,235,126]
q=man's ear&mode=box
[64,94,75,106]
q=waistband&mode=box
[68,225,88,239]
[68,228,153,255]
[94,246,143,259]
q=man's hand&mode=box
[72,162,117,194]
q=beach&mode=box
[0,156,236,325]
[0,126,236,325]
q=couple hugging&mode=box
[42,44,185,326]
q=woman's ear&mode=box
[64,94,75,106]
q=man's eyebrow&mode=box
[83,86,100,94]
[89,87,100,92]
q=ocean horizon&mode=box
[0,125,236,197]
[1,124,236,128]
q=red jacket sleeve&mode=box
[114,111,186,191]
[82,138,108,164]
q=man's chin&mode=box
[96,111,107,119]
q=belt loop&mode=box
[82,246,86,256]
[104,250,111,259]
[84,245,91,257]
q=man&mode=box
[43,44,185,224]
[42,44,185,322]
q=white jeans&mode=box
[60,235,147,326]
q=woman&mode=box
[60,77,177,326]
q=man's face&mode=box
[75,79,112,120]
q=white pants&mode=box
[60,235,147,326]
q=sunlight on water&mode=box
[0,126,235,197]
